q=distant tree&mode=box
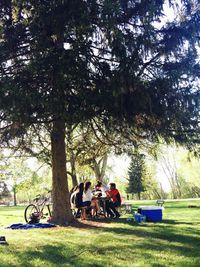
[0,1,199,224]
[66,122,110,186]
[0,181,11,200]
[154,144,200,199]
[156,145,181,198]
[127,153,146,200]
[0,153,11,201]
[19,170,51,203]
[191,186,200,197]
[3,158,43,205]
[176,147,200,198]
[66,121,131,186]
[142,172,163,200]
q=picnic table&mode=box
[94,196,110,217]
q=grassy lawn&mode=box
[0,199,200,267]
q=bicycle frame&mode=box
[35,196,52,218]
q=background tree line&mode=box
[1,142,200,205]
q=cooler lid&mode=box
[139,206,163,210]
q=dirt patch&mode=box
[47,217,121,229]
[68,218,113,229]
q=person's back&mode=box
[75,191,83,208]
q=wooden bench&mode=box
[156,199,165,207]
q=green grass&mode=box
[1,199,200,267]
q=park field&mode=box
[0,199,200,267]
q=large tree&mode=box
[0,1,199,224]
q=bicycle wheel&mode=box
[40,204,52,221]
[24,204,39,223]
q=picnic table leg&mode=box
[103,200,109,218]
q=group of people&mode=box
[70,181,121,219]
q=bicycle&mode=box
[24,194,52,223]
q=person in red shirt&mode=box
[105,183,121,218]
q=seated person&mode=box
[94,180,109,197]
[92,181,110,216]
[83,181,100,218]
[105,183,121,218]
[70,183,84,218]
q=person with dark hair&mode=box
[93,181,109,216]
[94,180,109,197]
[94,181,103,197]
[105,183,121,218]
[82,181,92,207]
[70,185,78,196]
[70,183,84,218]
[83,181,100,218]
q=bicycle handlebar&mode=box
[33,194,41,201]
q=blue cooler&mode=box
[138,206,163,222]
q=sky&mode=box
[107,154,131,182]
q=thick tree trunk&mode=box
[50,120,73,225]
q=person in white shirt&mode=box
[83,181,100,218]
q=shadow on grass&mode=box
[2,221,200,267]
[101,218,200,259]
[162,219,200,226]
[68,218,113,230]
[4,243,118,267]
[70,217,200,262]
[11,245,90,267]
[2,217,200,267]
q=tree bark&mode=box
[50,120,73,225]
[13,187,17,206]
[70,152,78,187]
[93,154,108,182]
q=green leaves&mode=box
[0,0,199,145]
